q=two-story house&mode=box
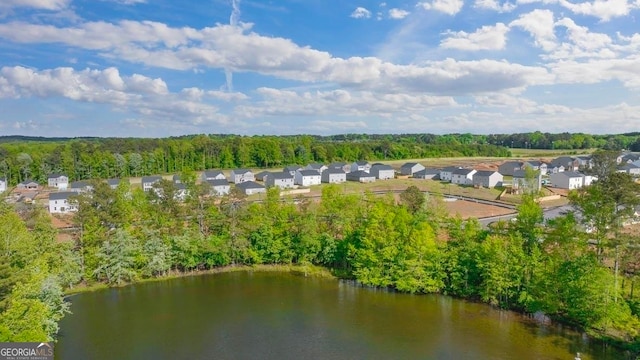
[295,170,321,186]
[47,174,69,190]
[321,168,347,184]
[49,192,78,214]
[230,169,255,183]
[451,168,477,185]
[266,172,295,189]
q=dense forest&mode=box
[2,131,640,184]
[0,150,639,355]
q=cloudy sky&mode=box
[0,0,639,137]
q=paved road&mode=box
[478,204,575,227]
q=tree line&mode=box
[1,152,639,353]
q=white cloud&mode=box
[441,23,510,50]
[388,8,410,19]
[509,9,557,51]
[0,0,70,10]
[418,0,465,15]
[557,0,633,22]
[350,7,372,19]
[474,0,516,12]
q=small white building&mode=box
[549,171,584,190]
[47,174,69,190]
[370,164,395,180]
[141,176,162,192]
[235,181,266,195]
[400,162,425,176]
[451,168,477,185]
[266,172,295,189]
[207,179,230,196]
[202,170,226,182]
[321,168,347,184]
[347,171,376,183]
[230,169,255,184]
[295,170,321,186]
[49,192,78,214]
[439,166,459,182]
[0,178,6,193]
[472,170,503,188]
[412,169,440,180]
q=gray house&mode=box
[370,164,395,180]
[498,161,521,176]
[321,168,347,184]
[347,171,375,183]
[549,171,584,189]
[69,180,93,193]
[350,161,371,173]
[617,163,640,176]
[230,169,254,183]
[472,170,503,188]
[202,170,225,182]
[305,163,328,174]
[513,170,542,193]
[400,162,425,176]
[206,179,230,196]
[328,162,350,172]
[141,176,162,191]
[284,165,302,176]
[235,181,266,195]
[255,171,272,182]
[107,178,121,189]
[546,163,565,174]
[522,161,548,175]
[412,168,440,180]
[439,166,460,182]
[551,156,579,171]
[266,172,295,189]
[451,168,477,185]
[48,174,69,190]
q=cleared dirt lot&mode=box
[443,199,515,219]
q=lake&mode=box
[56,271,628,359]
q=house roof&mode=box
[523,161,544,167]
[49,191,75,201]
[175,183,187,190]
[552,171,584,178]
[323,168,346,175]
[414,168,440,175]
[452,168,475,176]
[231,168,252,175]
[618,163,640,170]
[513,170,527,178]
[19,179,38,185]
[499,161,521,168]
[47,173,67,179]
[401,162,420,168]
[371,164,394,171]
[284,165,302,171]
[298,169,320,177]
[141,176,162,183]
[271,172,294,180]
[70,180,90,188]
[306,163,325,169]
[353,160,369,166]
[235,181,264,190]
[441,166,460,172]
[203,170,224,178]
[106,178,120,186]
[173,175,181,181]
[474,170,499,177]
[348,170,374,178]
[328,162,347,168]
[207,179,229,186]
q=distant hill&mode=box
[0,135,101,143]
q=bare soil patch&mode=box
[443,199,515,219]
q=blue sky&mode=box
[0,0,639,137]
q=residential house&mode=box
[69,180,93,193]
[498,161,521,176]
[549,171,584,189]
[235,181,266,195]
[255,171,271,182]
[173,175,182,184]
[551,156,579,171]
[48,192,78,214]
[451,168,477,185]
[295,169,321,186]
[230,169,255,184]
[17,180,39,190]
[546,163,565,174]
[141,176,162,192]
[439,166,460,182]
[328,162,350,173]
[472,171,503,188]
[305,163,328,174]
[202,170,225,182]
[106,178,121,189]
[350,161,371,173]
[522,161,548,175]
[283,165,302,176]
[400,162,425,176]
[321,168,347,184]
[370,164,395,180]
[206,179,230,196]
[174,183,188,201]
[0,178,6,193]
[347,171,376,183]
[575,155,593,169]
[412,168,440,180]
[583,174,596,186]
[266,172,295,189]
[47,174,69,190]
[617,163,640,176]
[617,152,640,164]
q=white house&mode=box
[350,161,371,173]
[0,178,6,193]
[512,170,542,193]
[549,171,584,190]
[522,161,548,175]
[69,180,93,193]
[202,170,225,182]
[266,172,295,189]
[235,181,266,195]
[206,179,230,196]
[321,169,347,184]
[412,169,440,180]
[47,174,68,190]
[17,180,39,190]
[472,171,503,188]
[439,166,459,182]
[295,169,321,186]
[546,164,565,174]
[230,169,255,183]
[141,176,162,192]
[347,171,375,183]
[618,163,640,176]
[400,162,425,176]
[370,164,395,180]
[49,192,78,214]
[451,168,477,185]
[305,163,328,174]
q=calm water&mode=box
[56,272,628,360]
